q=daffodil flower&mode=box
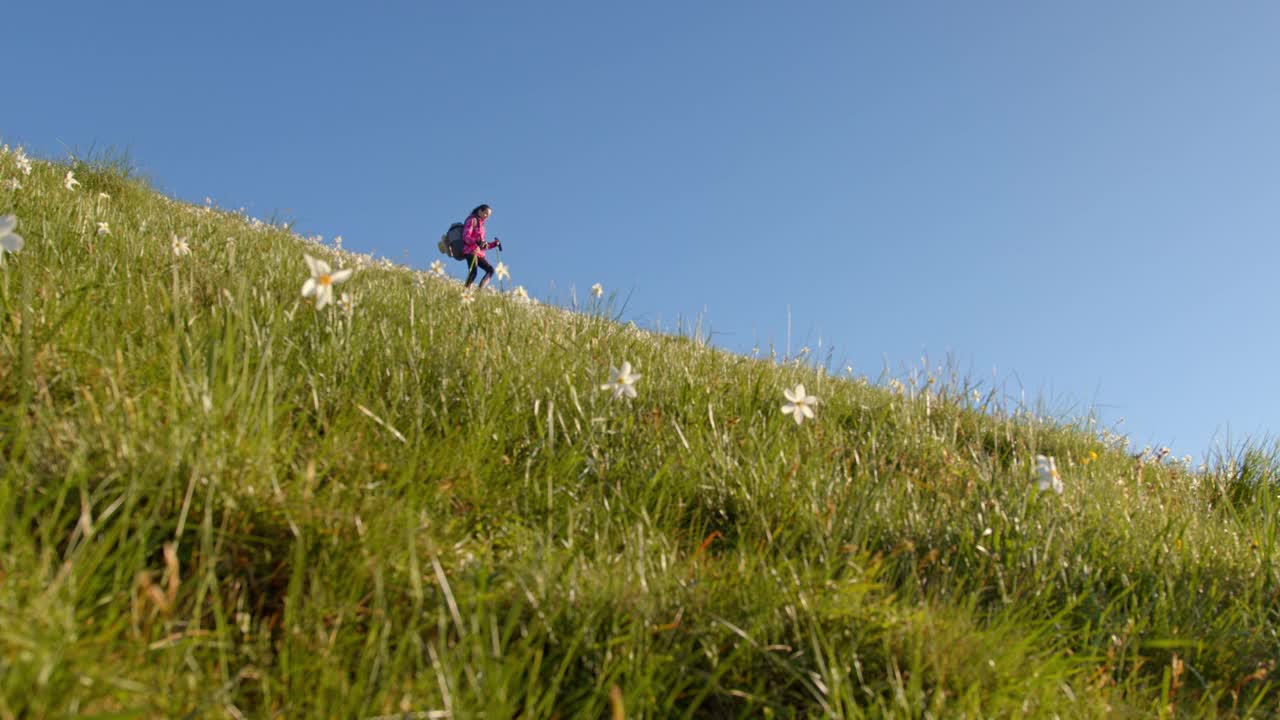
[13,148,32,176]
[601,361,641,400]
[781,383,818,425]
[1034,455,1064,494]
[430,259,446,277]
[301,253,353,310]
[495,261,510,282]
[96,222,110,236]
[171,235,191,257]
[0,214,24,255]
[64,171,80,191]
[591,283,603,298]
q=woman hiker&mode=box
[462,204,502,289]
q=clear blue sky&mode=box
[8,2,1280,461]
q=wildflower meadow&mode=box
[1,145,1279,717]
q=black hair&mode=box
[470,204,491,218]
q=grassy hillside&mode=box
[1,144,1278,718]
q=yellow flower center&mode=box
[319,275,333,286]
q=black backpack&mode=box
[437,222,466,259]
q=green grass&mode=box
[1,144,1278,718]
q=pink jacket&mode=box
[462,215,498,259]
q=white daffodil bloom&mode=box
[0,214,24,255]
[460,290,475,305]
[13,149,32,176]
[171,235,191,257]
[301,253,353,310]
[781,383,818,425]
[2,178,20,191]
[430,259,446,277]
[96,222,110,236]
[600,361,641,400]
[64,171,80,191]
[1034,455,1064,494]
[338,292,355,314]
[495,261,510,282]
[591,283,603,298]
[512,286,529,302]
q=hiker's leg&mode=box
[464,255,479,287]
[475,257,496,289]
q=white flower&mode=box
[0,214,25,255]
[591,282,603,298]
[781,383,819,425]
[460,290,475,305]
[495,261,510,282]
[96,221,110,236]
[1,178,19,191]
[64,171,80,191]
[600,361,641,400]
[1034,455,1064,494]
[512,285,529,302]
[338,291,355,313]
[430,259,446,277]
[171,235,190,256]
[300,253,354,310]
[13,148,32,176]
[334,235,343,249]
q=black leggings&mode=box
[464,254,494,287]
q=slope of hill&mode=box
[1,145,1277,717]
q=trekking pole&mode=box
[494,237,504,289]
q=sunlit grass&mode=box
[1,143,1278,717]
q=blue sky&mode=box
[7,2,1280,460]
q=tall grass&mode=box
[1,144,1277,718]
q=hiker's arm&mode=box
[463,218,483,245]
